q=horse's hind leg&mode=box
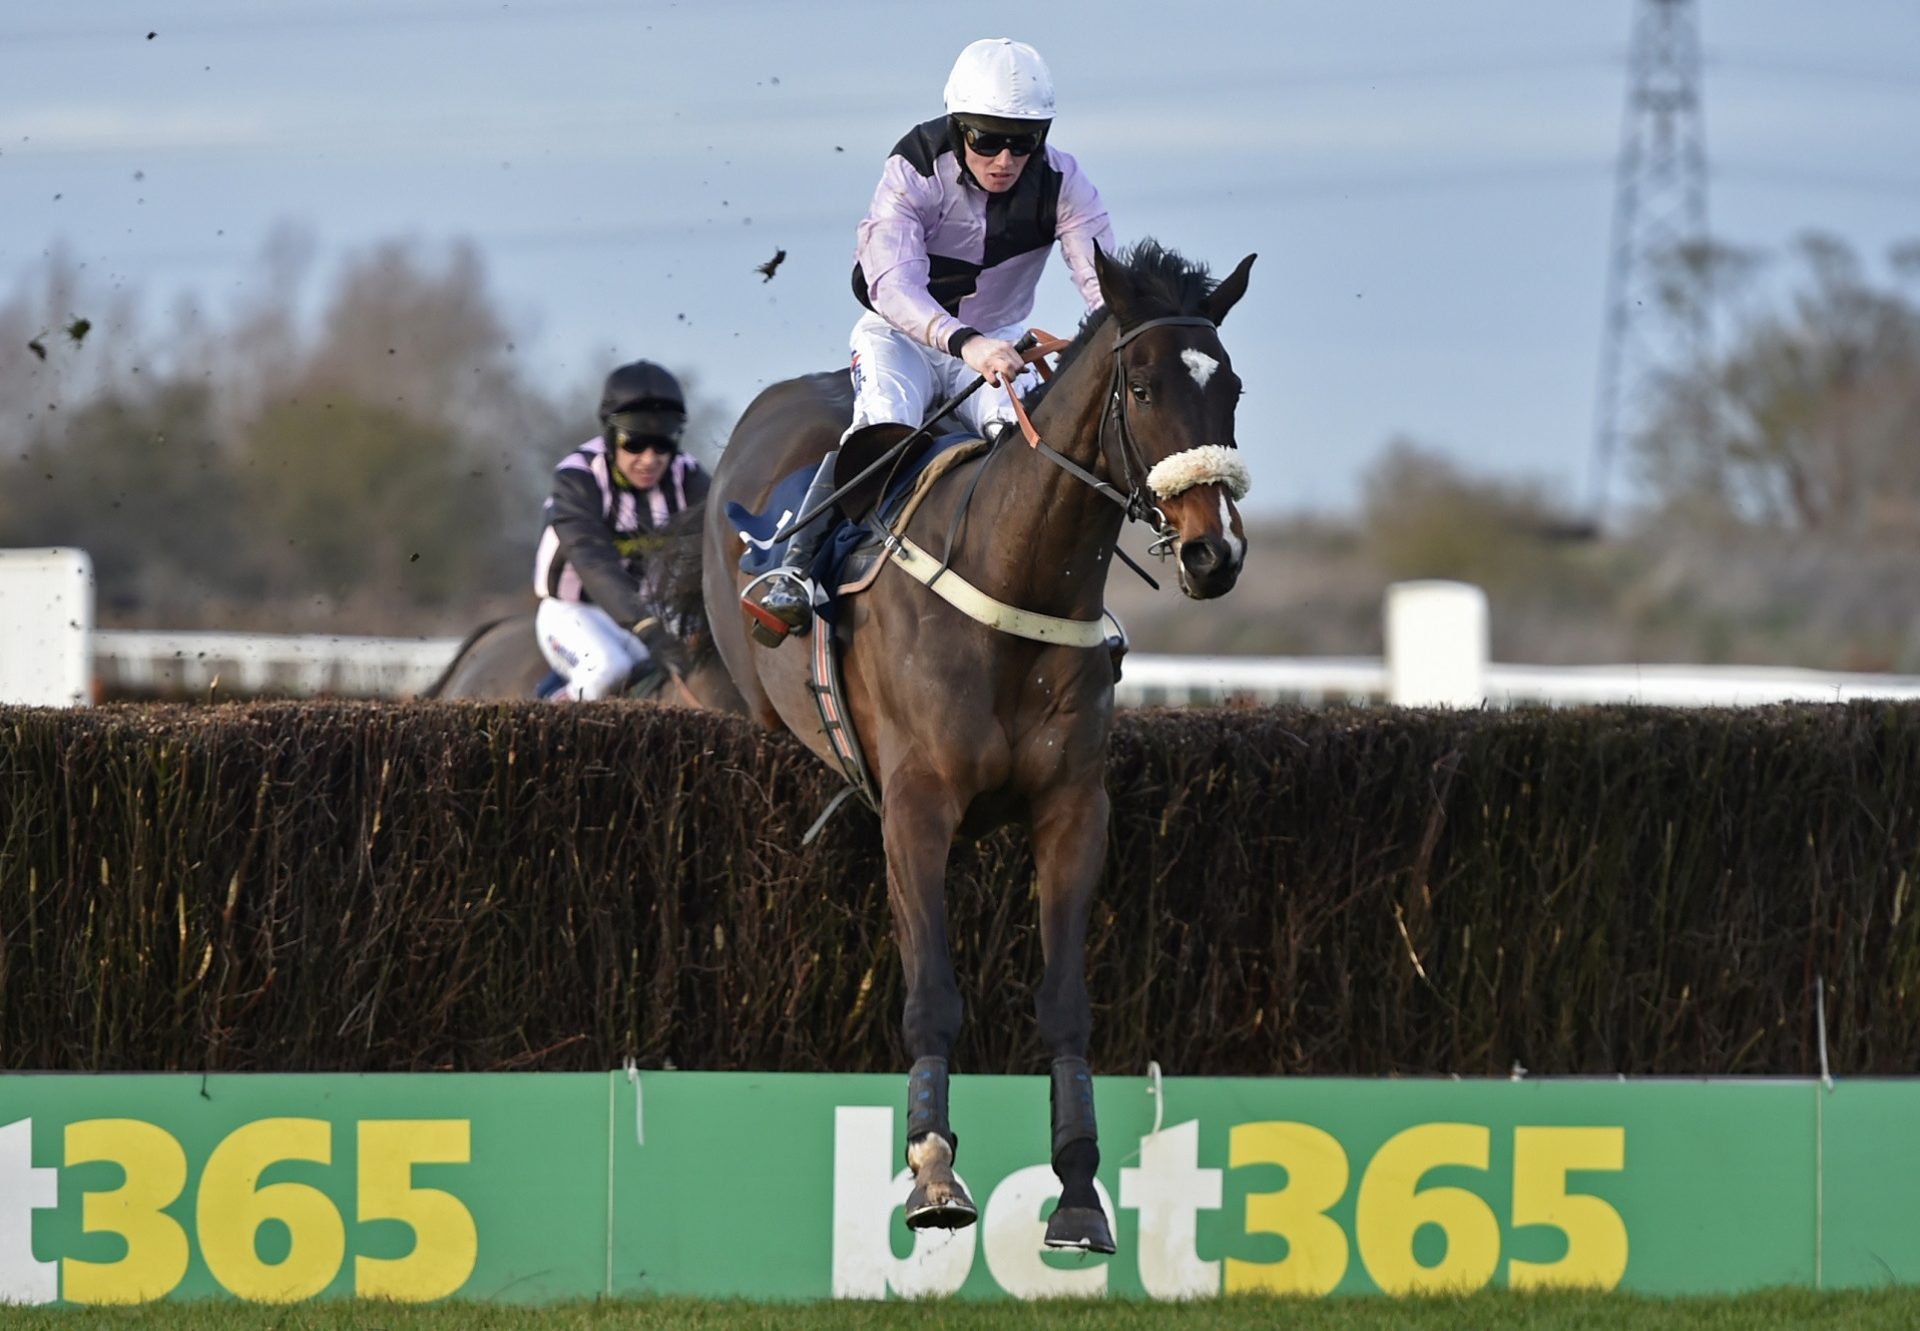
[1031,784,1117,1254]
[883,770,976,1230]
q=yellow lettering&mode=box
[355,1120,477,1301]
[1355,1123,1499,1294]
[1223,1120,1350,1295]
[1508,1127,1627,1290]
[62,1119,190,1304]
[196,1118,345,1302]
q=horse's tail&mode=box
[656,502,715,668]
[416,616,509,699]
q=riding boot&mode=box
[742,448,841,647]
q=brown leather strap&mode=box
[1004,329,1071,448]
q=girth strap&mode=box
[885,534,1109,648]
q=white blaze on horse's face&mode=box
[1218,492,1245,566]
[1181,349,1218,390]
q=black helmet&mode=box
[599,359,686,453]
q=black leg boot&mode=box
[1043,1056,1115,1253]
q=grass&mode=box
[12,1290,1920,1331]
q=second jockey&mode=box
[744,36,1116,645]
[534,359,709,699]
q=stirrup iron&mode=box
[741,569,812,647]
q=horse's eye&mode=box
[1129,382,1151,404]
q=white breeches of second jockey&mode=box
[535,597,650,701]
[844,312,1040,445]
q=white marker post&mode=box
[1385,580,1488,708]
[0,548,95,706]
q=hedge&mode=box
[2,701,1914,1076]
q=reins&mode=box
[998,315,1222,579]
[905,314,1229,596]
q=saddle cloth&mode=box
[727,431,987,626]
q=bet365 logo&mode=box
[0,1116,474,1306]
[829,1108,1629,1299]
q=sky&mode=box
[3,0,1918,516]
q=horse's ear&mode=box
[1202,253,1257,325]
[1093,241,1140,330]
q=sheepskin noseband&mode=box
[1146,445,1251,502]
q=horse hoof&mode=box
[1044,1205,1115,1254]
[905,1180,978,1231]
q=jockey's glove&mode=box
[631,617,685,675]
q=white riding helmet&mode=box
[943,38,1055,121]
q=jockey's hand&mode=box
[631,616,686,676]
[961,336,1025,388]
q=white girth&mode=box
[885,535,1110,647]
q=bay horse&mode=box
[417,613,552,699]
[700,240,1254,1253]
[419,610,744,708]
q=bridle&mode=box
[1107,315,1222,553]
[1003,315,1237,559]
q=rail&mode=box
[85,631,1920,709]
[92,630,464,699]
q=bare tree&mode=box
[1637,233,1920,537]
[0,229,720,632]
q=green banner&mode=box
[2,1073,1915,1305]
[0,1073,607,1305]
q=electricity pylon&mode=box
[1590,0,1710,521]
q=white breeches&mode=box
[535,597,650,701]
[844,312,1040,445]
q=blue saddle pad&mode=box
[726,429,979,622]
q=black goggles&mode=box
[962,124,1044,158]
[614,431,678,456]
[606,408,684,455]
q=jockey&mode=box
[744,36,1116,645]
[534,359,709,699]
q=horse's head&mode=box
[1093,244,1256,599]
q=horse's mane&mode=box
[655,503,716,665]
[1022,238,1217,413]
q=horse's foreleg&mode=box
[1031,784,1116,1254]
[883,770,976,1231]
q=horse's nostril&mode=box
[1181,540,1221,575]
